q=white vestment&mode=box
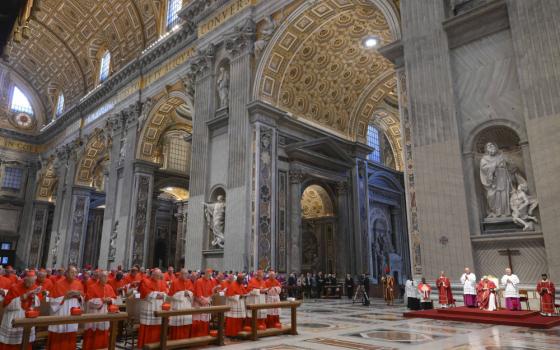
[500,274,520,298]
[460,273,477,295]
[0,295,39,344]
[169,290,193,326]
[49,296,82,333]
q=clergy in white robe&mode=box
[501,268,521,311]
[460,268,477,308]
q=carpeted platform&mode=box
[404,306,560,329]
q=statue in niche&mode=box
[510,183,539,231]
[118,135,127,165]
[217,66,229,109]
[108,220,118,261]
[203,195,226,248]
[480,142,512,218]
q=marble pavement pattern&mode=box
[108,298,557,350]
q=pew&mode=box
[238,300,301,341]
[142,305,230,350]
[12,312,129,350]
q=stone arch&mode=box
[369,108,403,171]
[463,119,527,154]
[36,156,58,202]
[136,85,193,163]
[301,184,335,219]
[75,129,111,187]
[253,0,398,141]
[369,170,404,193]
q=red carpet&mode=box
[404,306,560,329]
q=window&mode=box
[0,243,11,250]
[10,86,34,115]
[56,93,64,117]
[366,124,381,163]
[99,50,111,83]
[166,0,182,30]
[167,135,189,172]
[2,167,23,190]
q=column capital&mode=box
[225,18,256,58]
[336,181,349,195]
[289,169,305,184]
[187,43,217,81]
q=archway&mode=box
[300,184,336,274]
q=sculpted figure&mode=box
[108,221,118,261]
[254,16,276,58]
[480,142,511,218]
[510,183,539,231]
[217,66,230,109]
[203,195,226,248]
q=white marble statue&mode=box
[480,142,512,218]
[254,15,276,58]
[203,195,226,248]
[217,66,229,109]
[108,221,118,261]
[510,183,539,231]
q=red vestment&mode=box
[265,278,282,327]
[0,281,39,350]
[417,283,432,302]
[225,281,247,337]
[168,278,194,340]
[108,278,126,296]
[476,280,496,310]
[436,276,454,306]
[191,278,214,337]
[137,278,168,348]
[164,272,176,283]
[536,280,555,314]
[245,278,267,328]
[47,278,84,350]
[82,282,116,350]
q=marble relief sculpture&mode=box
[203,195,226,248]
[217,66,229,109]
[480,142,512,218]
[510,183,539,231]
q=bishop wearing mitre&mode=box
[47,266,84,350]
[137,269,168,349]
[168,269,194,340]
[82,270,117,350]
[0,271,40,350]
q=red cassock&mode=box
[47,278,84,350]
[476,280,496,310]
[264,278,282,327]
[191,278,215,337]
[82,282,117,350]
[0,276,12,292]
[168,278,194,340]
[164,272,176,283]
[436,277,454,305]
[536,280,555,314]
[108,278,126,297]
[137,278,168,349]
[0,282,39,350]
[224,282,247,337]
[245,278,267,328]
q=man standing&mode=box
[436,271,454,308]
[82,271,117,350]
[168,269,194,340]
[192,269,215,337]
[265,271,282,327]
[47,266,84,350]
[224,273,247,337]
[137,269,168,349]
[382,272,395,306]
[344,274,354,299]
[417,278,432,310]
[536,274,555,316]
[501,268,521,311]
[164,266,176,285]
[0,271,40,349]
[460,267,477,308]
[36,269,54,295]
[405,278,420,310]
[246,270,268,329]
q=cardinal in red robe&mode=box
[265,272,282,328]
[164,266,176,285]
[536,273,556,316]
[108,272,126,297]
[168,269,194,340]
[225,273,247,336]
[191,269,215,337]
[246,270,268,328]
[47,266,84,350]
[436,271,454,308]
[137,269,168,349]
[36,269,54,297]
[82,271,117,350]
[0,271,40,350]
[4,267,19,285]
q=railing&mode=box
[143,305,230,350]
[13,312,129,350]
[240,301,302,341]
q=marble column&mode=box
[335,181,350,277]
[15,161,39,267]
[26,201,51,268]
[350,161,368,275]
[184,46,216,269]
[462,152,482,236]
[223,21,256,271]
[174,201,188,268]
[288,170,304,273]
[64,187,91,266]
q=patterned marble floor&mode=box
[196,298,560,350]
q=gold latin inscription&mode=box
[198,0,256,37]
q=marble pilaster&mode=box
[64,187,91,266]
[26,201,51,268]
[288,170,304,273]
[15,161,39,267]
[335,181,350,277]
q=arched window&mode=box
[56,93,64,117]
[10,86,34,115]
[166,0,182,30]
[98,50,111,83]
[366,124,381,163]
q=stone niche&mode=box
[471,125,539,234]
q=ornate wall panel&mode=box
[277,170,287,272]
[131,174,151,267]
[28,204,49,267]
[68,194,90,266]
[255,125,275,269]
[75,128,110,187]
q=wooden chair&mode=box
[519,289,530,310]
